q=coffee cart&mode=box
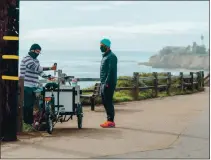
[33,69,83,134]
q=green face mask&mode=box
[29,51,39,59]
[100,46,107,53]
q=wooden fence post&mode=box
[132,72,139,100]
[166,72,171,95]
[201,71,204,87]
[196,72,201,90]
[90,97,95,111]
[190,72,194,91]
[180,72,184,92]
[153,72,158,97]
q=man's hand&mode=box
[51,64,57,70]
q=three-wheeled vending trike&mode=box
[33,69,83,134]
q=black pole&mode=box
[0,0,19,141]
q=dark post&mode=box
[201,71,204,87]
[180,72,184,92]
[17,80,24,132]
[153,72,158,97]
[132,72,139,100]
[0,0,19,141]
[198,71,202,88]
[90,97,95,111]
[196,72,201,90]
[190,72,194,91]
[166,72,171,95]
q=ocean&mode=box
[19,50,207,88]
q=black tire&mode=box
[45,103,54,134]
[46,115,53,134]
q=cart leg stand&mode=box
[77,103,83,129]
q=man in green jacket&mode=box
[99,39,118,128]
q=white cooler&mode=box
[45,85,81,113]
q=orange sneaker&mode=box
[100,121,115,128]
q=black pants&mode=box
[23,87,36,125]
[101,84,115,122]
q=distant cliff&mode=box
[139,42,209,70]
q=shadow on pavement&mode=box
[12,127,122,141]
[52,127,122,139]
[93,107,143,114]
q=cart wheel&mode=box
[46,115,53,134]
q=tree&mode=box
[1,0,19,141]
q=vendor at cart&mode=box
[19,44,56,126]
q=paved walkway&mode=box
[100,100,209,159]
[1,88,209,160]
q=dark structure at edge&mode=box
[0,0,20,141]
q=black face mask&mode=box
[29,51,39,59]
[100,46,107,53]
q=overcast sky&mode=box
[19,1,209,52]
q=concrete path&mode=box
[99,99,209,159]
[1,88,209,160]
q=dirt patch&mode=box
[1,132,43,145]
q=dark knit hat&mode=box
[30,44,41,51]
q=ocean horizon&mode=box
[19,50,208,88]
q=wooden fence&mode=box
[81,71,206,110]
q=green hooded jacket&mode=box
[100,51,118,87]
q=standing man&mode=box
[100,39,118,128]
[19,44,56,126]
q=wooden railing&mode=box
[80,71,205,110]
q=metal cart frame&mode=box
[34,69,83,134]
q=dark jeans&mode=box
[23,87,36,125]
[100,84,116,122]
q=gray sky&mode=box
[20,1,209,52]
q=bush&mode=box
[113,91,133,102]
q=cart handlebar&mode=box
[44,75,76,83]
[39,66,77,85]
[64,76,75,80]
